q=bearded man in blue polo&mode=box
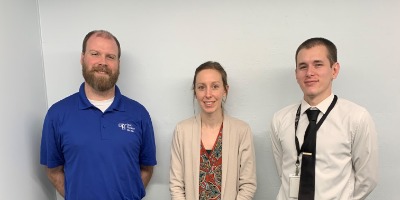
[40,30,157,200]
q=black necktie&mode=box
[299,109,319,200]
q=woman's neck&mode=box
[200,112,223,128]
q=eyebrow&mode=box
[313,60,324,64]
[298,59,324,66]
[297,62,307,67]
[88,50,117,57]
[196,81,222,85]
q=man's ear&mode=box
[80,53,84,65]
[332,62,340,79]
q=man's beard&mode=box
[82,63,120,92]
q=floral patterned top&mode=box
[199,124,223,200]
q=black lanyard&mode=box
[294,95,338,167]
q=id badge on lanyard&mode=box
[289,174,300,198]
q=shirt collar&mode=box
[78,82,125,112]
[300,93,334,115]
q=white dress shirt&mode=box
[270,94,378,200]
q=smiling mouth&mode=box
[204,101,215,106]
[93,69,110,75]
[305,80,318,84]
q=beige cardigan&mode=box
[170,115,257,200]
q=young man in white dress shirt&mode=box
[270,37,378,200]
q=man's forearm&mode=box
[140,165,154,188]
[46,166,65,197]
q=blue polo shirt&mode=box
[40,83,157,200]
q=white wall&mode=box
[37,1,400,199]
[0,0,54,199]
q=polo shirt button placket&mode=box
[101,115,108,139]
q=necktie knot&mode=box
[306,109,319,122]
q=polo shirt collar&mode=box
[78,82,125,112]
[300,93,334,115]
[107,85,125,112]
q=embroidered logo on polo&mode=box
[118,123,135,133]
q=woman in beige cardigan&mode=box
[170,61,257,200]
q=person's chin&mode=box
[302,86,318,95]
[201,108,217,114]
